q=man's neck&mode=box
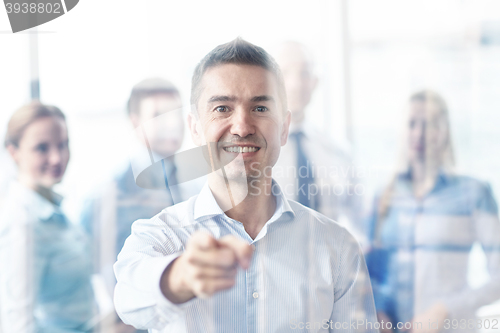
[291,110,305,127]
[209,176,276,240]
[289,116,305,134]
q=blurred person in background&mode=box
[0,102,96,332]
[273,41,366,245]
[366,90,500,332]
[79,78,198,332]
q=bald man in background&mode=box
[273,41,366,246]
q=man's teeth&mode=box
[223,146,259,153]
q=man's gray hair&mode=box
[190,37,287,113]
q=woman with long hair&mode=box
[0,102,95,332]
[366,90,500,333]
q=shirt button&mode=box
[252,292,259,299]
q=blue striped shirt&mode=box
[114,180,378,332]
[366,172,500,332]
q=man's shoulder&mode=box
[286,199,351,236]
[285,199,362,258]
[132,194,200,231]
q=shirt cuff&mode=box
[152,253,197,325]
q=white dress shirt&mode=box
[113,180,378,333]
[0,181,95,333]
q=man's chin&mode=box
[153,148,178,159]
[37,178,60,189]
[210,168,249,183]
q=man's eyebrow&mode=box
[207,95,237,103]
[251,95,275,103]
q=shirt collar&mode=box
[398,167,450,193]
[9,180,63,221]
[193,179,295,222]
[193,182,225,220]
[122,157,176,192]
[266,180,295,224]
[432,170,450,190]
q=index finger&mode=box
[218,235,254,269]
[188,231,218,251]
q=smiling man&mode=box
[113,38,378,333]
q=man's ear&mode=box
[130,112,147,145]
[6,144,19,165]
[311,75,319,92]
[280,110,292,146]
[187,112,203,146]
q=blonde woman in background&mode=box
[0,102,95,332]
[366,91,500,333]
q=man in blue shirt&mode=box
[272,41,367,248]
[114,38,378,333]
[80,78,199,332]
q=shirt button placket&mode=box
[246,244,258,333]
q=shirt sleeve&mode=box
[0,209,40,333]
[363,195,391,318]
[330,230,380,333]
[442,182,500,320]
[113,216,194,330]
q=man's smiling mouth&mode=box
[222,146,260,153]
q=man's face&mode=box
[189,64,290,182]
[131,93,184,157]
[276,46,317,123]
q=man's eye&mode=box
[255,106,268,112]
[215,106,229,112]
[35,143,49,153]
[58,141,68,150]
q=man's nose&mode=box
[48,148,62,165]
[230,109,255,138]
